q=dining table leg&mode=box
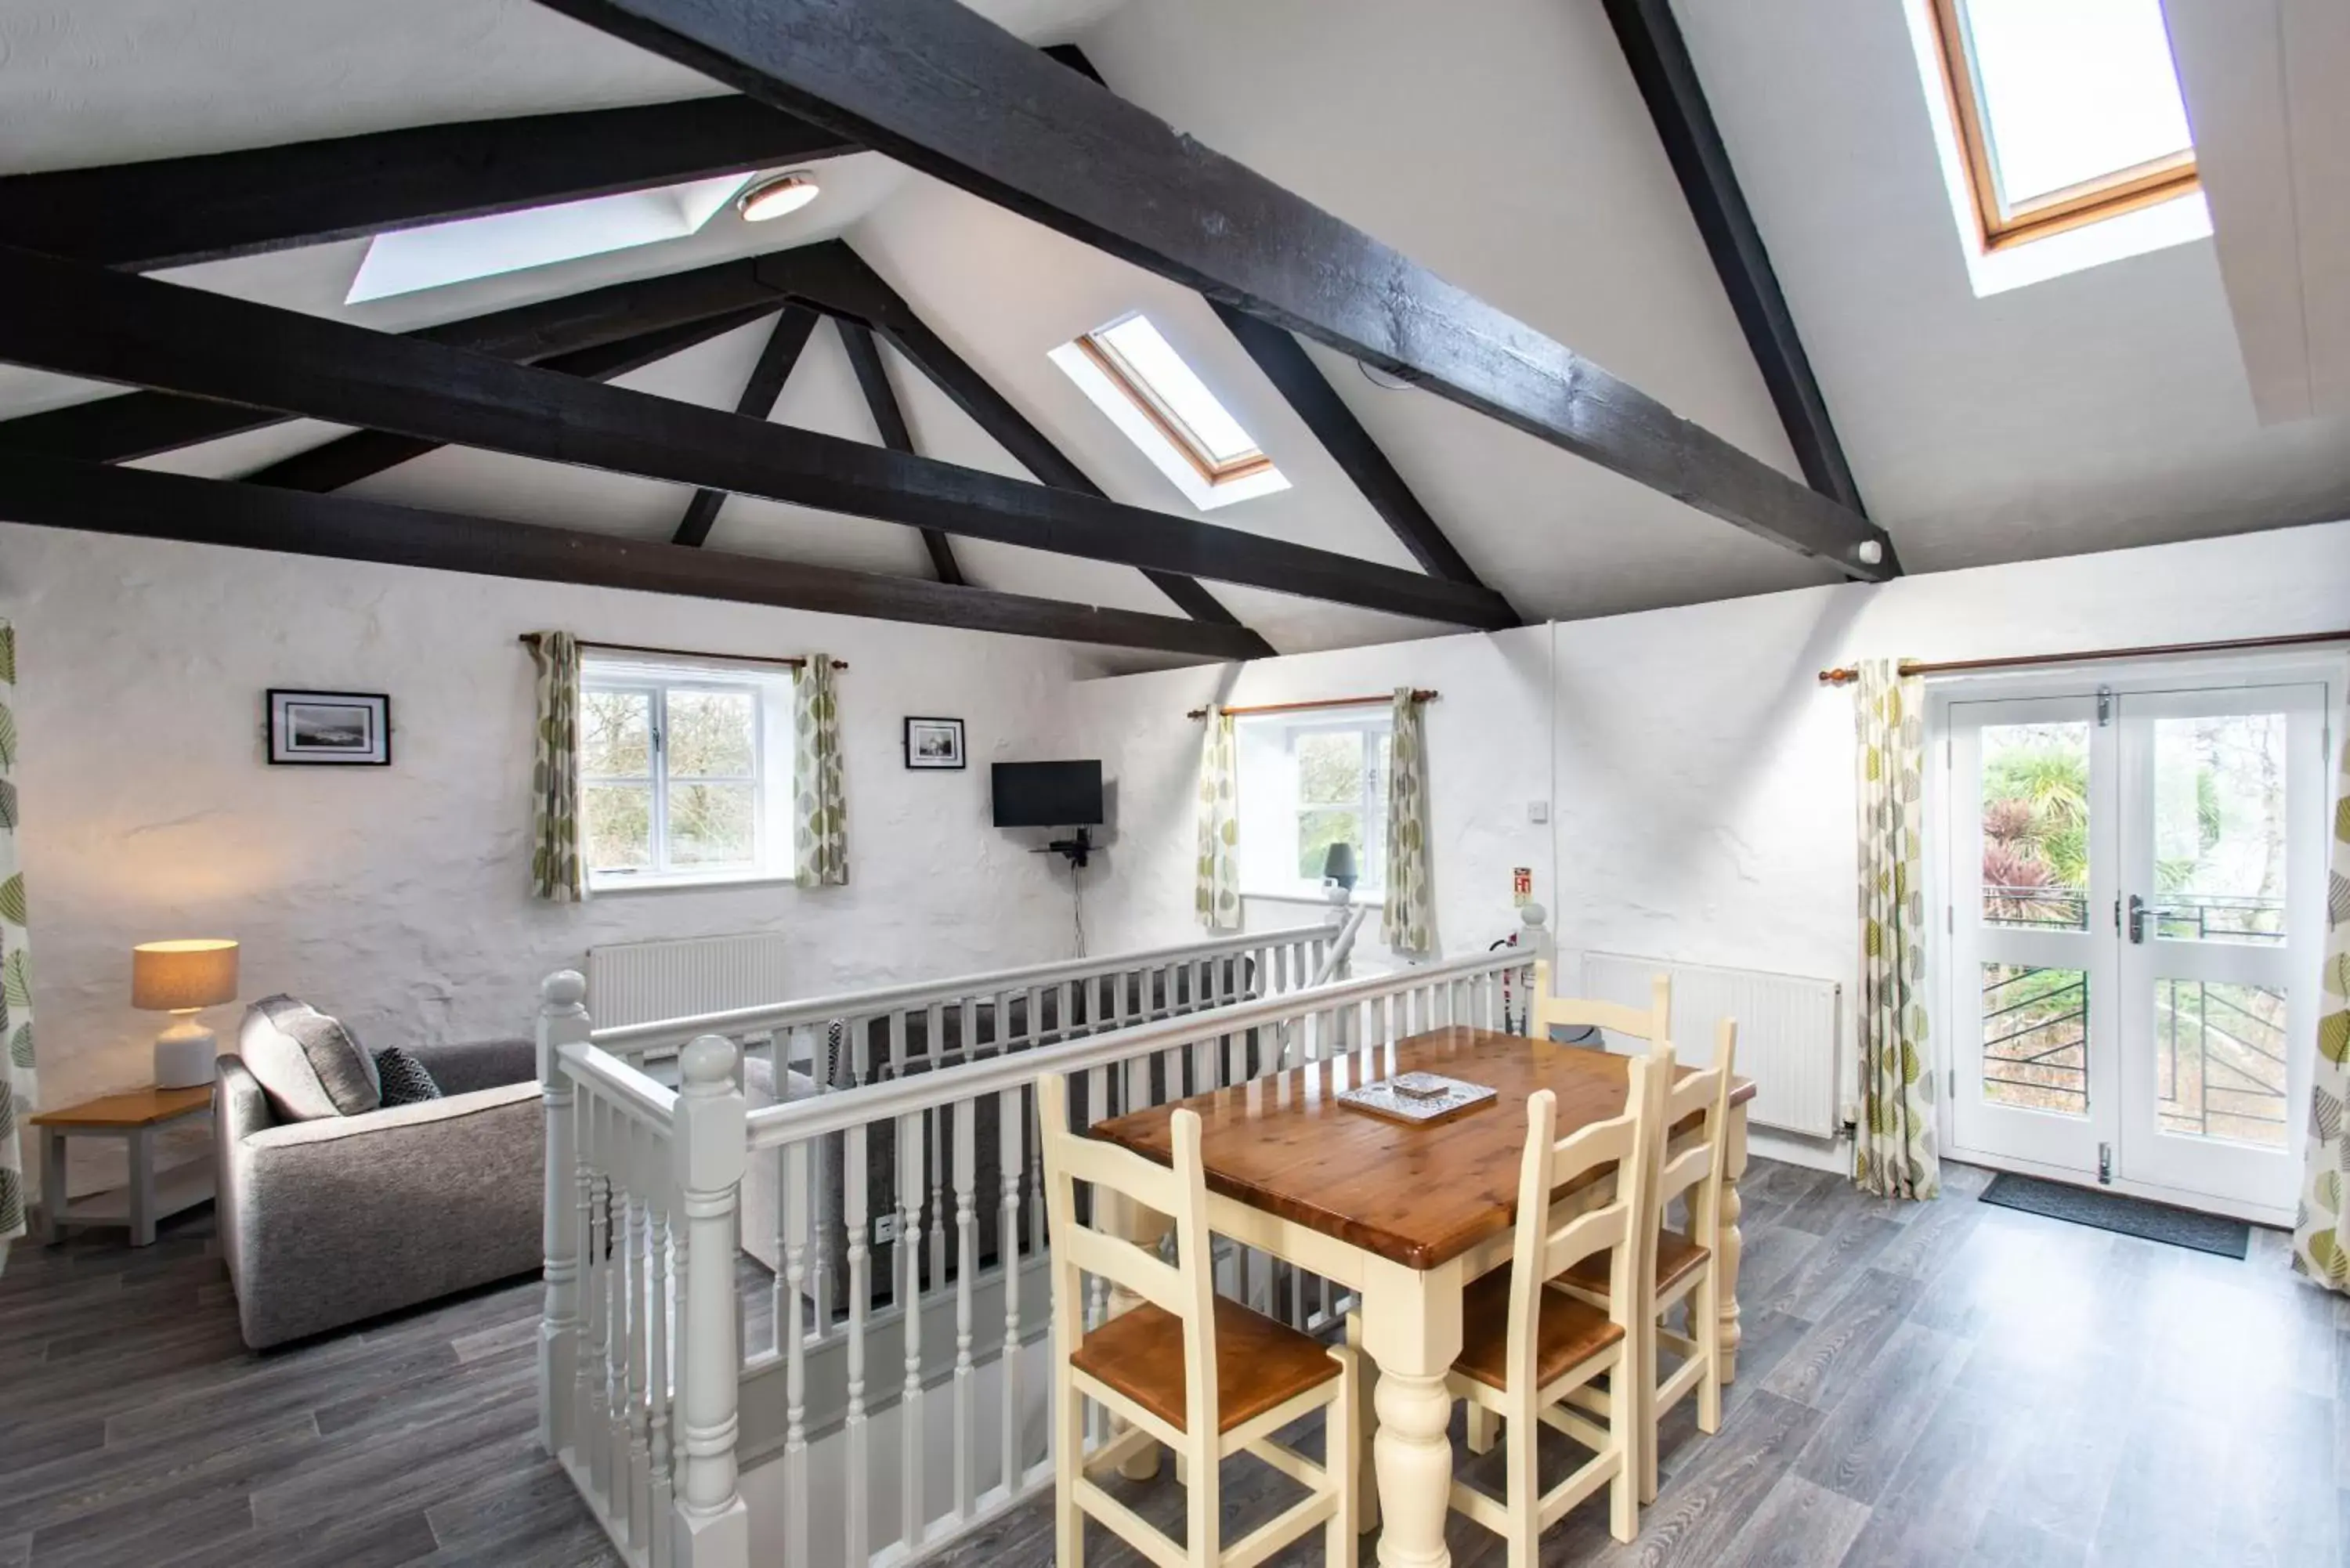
[1361,1254,1465,1568]
[1716,1101,1748,1382]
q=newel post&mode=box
[538,969,591,1455]
[672,1035,750,1568]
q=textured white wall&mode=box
[1,523,1084,1190]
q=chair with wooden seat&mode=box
[1444,1054,1664,1558]
[1038,1071,1358,1568]
[1558,1017,1739,1504]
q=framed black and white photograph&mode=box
[903,717,965,770]
[267,689,391,766]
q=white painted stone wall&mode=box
[1075,519,2350,1166]
[2,522,1083,1196]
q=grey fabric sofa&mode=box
[214,1036,543,1349]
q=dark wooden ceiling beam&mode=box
[769,244,1251,634]
[247,307,772,493]
[0,246,1509,630]
[1600,0,1867,518]
[0,96,859,271]
[671,306,822,547]
[0,453,1262,659]
[837,320,964,585]
[0,251,817,464]
[533,0,1898,579]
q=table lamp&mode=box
[1321,841,1359,905]
[133,939,240,1089]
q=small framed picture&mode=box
[267,689,391,766]
[904,717,965,770]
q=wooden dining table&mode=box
[1089,1024,1756,1568]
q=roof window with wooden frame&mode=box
[1908,0,2211,294]
[1050,313,1289,511]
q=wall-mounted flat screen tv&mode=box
[991,761,1104,829]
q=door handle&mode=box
[2127,894,2148,944]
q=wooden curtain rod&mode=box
[1186,690,1437,720]
[515,634,845,672]
[1817,628,2350,686]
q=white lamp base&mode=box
[154,1016,219,1090]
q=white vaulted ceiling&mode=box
[1,0,2343,665]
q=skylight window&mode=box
[344,172,754,304]
[1926,0,2198,252]
[1050,313,1288,511]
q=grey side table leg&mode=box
[128,1128,158,1247]
[40,1126,65,1245]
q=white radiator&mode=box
[586,930,794,1031]
[1571,952,1842,1138]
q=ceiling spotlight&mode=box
[737,172,821,222]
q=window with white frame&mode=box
[580,655,797,888]
[1235,710,1393,901]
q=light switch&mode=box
[1528,800,1550,823]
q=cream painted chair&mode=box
[1038,1072,1358,1568]
[1444,1055,1664,1558]
[1560,1018,1739,1502]
[1525,960,1671,1052]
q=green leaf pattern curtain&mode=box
[0,620,33,1262]
[527,630,587,902]
[794,654,848,887]
[2293,703,2350,1289]
[1853,659,1939,1199]
[1383,688,1436,956]
[1195,707,1238,931]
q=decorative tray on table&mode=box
[1336,1071,1497,1126]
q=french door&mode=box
[1942,674,2329,1222]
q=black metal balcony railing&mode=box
[1981,887,2286,946]
[1980,966,2089,1116]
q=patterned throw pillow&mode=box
[373,1046,443,1107]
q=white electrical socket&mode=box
[1528,800,1550,823]
[873,1213,900,1245]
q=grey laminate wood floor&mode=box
[2,1158,2336,1567]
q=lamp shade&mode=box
[1321,841,1359,887]
[132,939,240,1012]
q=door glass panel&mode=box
[1980,722,2090,930]
[2152,980,2289,1147]
[1981,963,2090,1116]
[2148,714,2288,944]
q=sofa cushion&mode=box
[374,1046,443,1107]
[238,995,381,1122]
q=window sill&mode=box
[1241,887,1386,910]
[588,870,798,898]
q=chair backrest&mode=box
[1036,1072,1220,1433]
[1528,960,1671,1049]
[1502,1052,1665,1389]
[1651,1017,1739,1245]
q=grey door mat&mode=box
[1977,1171,2251,1259]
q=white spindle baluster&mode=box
[852,1017,873,1087]
[1025,1086,1044,1258]
[783,1140,811,1568]
[898,1111,927,1553]
[626,1118,650,1548]
[606,1100,629,1516]
[671,1035,748,1566]
[537,971,587,1458]
[1056,980,1074,1044]
[999,1086,1025,1498]
[844,1120,871,1568]
[888,1012,908,1082]
[1026,985,1044,1047]
[927,1106,947,1291]
[960,998,978,1061]
[573,1089,598,1462]
[927,1000,946,1066]
[584,1097,612,1504]
[952,1097,978,1521]
[648,1140,674,1568]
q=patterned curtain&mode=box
[2293,701,2350,1289]
[1853,659,1939,1199]
[526,631,587,901]
[1383,688,1437,957]
[794,655,848,887]
[1195,708,1239,931]
[0,619,34,1265]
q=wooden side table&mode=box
[31,1085,216,1246]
